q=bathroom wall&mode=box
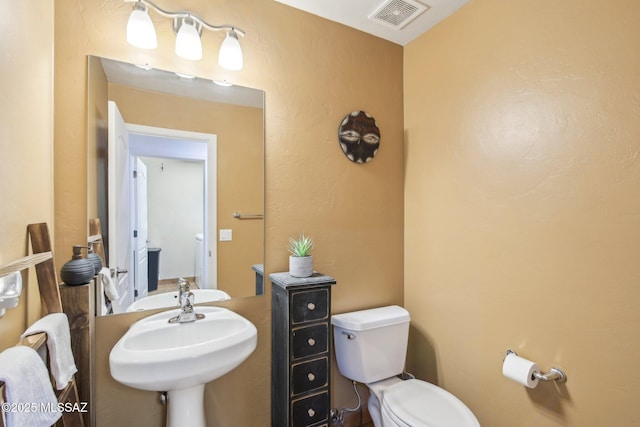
[55,0,403,425]
[404,0,640,425]
[0,0,53,351]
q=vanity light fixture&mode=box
[174,17,202,60]
[125,0,245,70]
[218,29,243,70]
[127,1,157,49]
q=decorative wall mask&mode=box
[338,111,381,164]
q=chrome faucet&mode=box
[169,278,204,323]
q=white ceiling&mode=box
[100,57,264,108]
[273,0,470,46]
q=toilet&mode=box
[332,305,480,427]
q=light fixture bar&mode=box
[131,0,246,36]
[125,0,245,69]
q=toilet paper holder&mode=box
[505,350,567,383]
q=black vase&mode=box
[87,247,103,274]
[60,245,95,286]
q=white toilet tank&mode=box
[332,305,410,384]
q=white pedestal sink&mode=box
[109,306,257,427]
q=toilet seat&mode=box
[366,377,403,427]
[381,380,480,427]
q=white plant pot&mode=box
[289,256,313,278]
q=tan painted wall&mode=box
[0,0,53,351]
[55,0,403,425]
[404,0,640,425]
[87,57,109,224]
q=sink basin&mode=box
[125,289,231,312]
[109,306,257,427]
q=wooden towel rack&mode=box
[88,218,105,266]
[0,223,85,427]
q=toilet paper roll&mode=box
[502,352,539,388]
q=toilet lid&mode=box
[381,380,480,427]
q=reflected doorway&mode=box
[127,124,217,298]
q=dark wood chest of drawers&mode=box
[271,272,336,427]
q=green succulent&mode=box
[287,233,314,257]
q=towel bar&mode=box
[233,212,264,220]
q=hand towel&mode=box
[99,267,119,302]
[0,346,61,427]
[21,313,78,390]
[97,284,109,315]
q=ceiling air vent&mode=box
[369,0,430,30]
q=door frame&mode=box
[126,124,217,290]
[134,157,148,300]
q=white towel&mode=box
[99,267,119,302]
[0,346,61,427]
[21,313,78,390]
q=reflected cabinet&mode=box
[271,272,336,427]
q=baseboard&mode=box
[158,276,196,286]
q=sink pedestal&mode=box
[167,385,206,427]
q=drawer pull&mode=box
[307,302,316,310]
[308,408,315,418]
[307,372,316,381]
[307,338,316,346]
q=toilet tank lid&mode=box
[331,305,410,331]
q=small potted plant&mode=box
[288,233,314,277]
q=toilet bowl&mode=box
[380,378,480,427]
[332,306,480,427]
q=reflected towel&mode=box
[21,313,78,390]
[99,267,119,302]
[0,346,61,427]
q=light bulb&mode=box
[218,30,243,71]
[175,19,203,61]
[126,3,157,49]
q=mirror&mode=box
[87,56,264,316]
